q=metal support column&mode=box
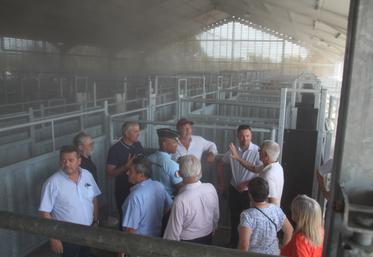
[325,0,373,256]
[29,107,35,157]
[312,88,327,198]
[277,88,287,163]
[93,80,97,107]
[147,78,156,147]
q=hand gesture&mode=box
[229,143,240,161]
[127,154,136,166]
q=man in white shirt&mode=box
[258,140,284,206]
[164,155,219,245]
[172,118,218,162]
[229,140,284,206]
[39,145,101,257]
[218,124,262,248]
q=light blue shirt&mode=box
[148,151,182,196]
[121,179,172,236]
[39,168,101,226]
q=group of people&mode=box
[38,118,325,257]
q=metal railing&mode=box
[0,105,106,153]
[0,98,66,114]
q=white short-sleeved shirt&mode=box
[222,143,261,189]
[240,204,286,255]
[172,135,218,161]
[259,162,284,205]
[39,169,101,226]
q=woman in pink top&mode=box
[281,195,324,257]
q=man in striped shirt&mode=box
[218,124,262,248]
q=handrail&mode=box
[181,97,280,108]
[40,101,84,111]
[32,106,104,121]
[155,101,177,108]
[110,107,148,119]
[0,211,271,257]
[0,98,65,109]
[105,97,147,106]
[0,111,29,121]
[219,89,281,95]
[0,107,106,133]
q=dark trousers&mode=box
[161,211,171,236]
[62,242,91,257]
[116,197,124,230]
[182,233,213,245]
[229,185,250,247]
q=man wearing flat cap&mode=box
[148,128,183,197]
[172,118,218,163]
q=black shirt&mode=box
[106,140,144,206]
[80,155,98,182]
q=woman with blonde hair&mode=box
[281,194,324,257]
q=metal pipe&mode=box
[110,107,148,118]
[0,211,270,257]
[93,80,97,107]
[0,107,106,133]
[180,98,280,108]
[51,120,55,151]
[277,88,288,163]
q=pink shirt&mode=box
[163,181,219,240]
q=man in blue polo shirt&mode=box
[121,156,172,236]
[39,145,101,257]
[148,128,183,197]
[106,122,144,228]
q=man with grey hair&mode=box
[231,140,283,205]
[164,155,219,245]
[258,140,283,206]
[106,121,144,228]
[119,156,173,257]
[73,131,98,182]
[121,156,172,236]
